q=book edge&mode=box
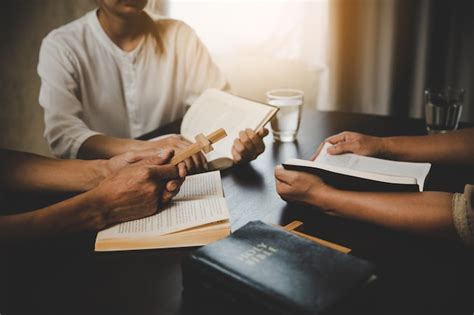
[95,220,230,252]
[284,158,422,186]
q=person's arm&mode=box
[0,149,108,193]
[0,188,108,242]
[0,148,185,194]
[319,128,474,165]
[274,167,458,239]
[77,135,148,160]
[318,190,455,238]
[38,35,105,159]
[78,134,208,173]
[380,128,474,164]
[0,155,182,245]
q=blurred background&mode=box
[1,0,473,156]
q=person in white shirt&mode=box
[38,0,268,172]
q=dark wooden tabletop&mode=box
[2,108,473,315]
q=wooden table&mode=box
[2,108,473,315]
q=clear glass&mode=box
[267,89,304,142]
[424,87,464,134]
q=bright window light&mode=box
[166,0,329,106]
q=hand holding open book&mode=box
[283,142,431,192]
[151,89,278,170]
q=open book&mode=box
[283,143,431,192]
[95,171,231,252]
[180,89,278,170]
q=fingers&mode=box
[183,155,206,174]
[191,154,201,172]
[122,148,173,164]
[231,146,243,164]
[274,166,327,205]
[239,129,257,153]
[122,148,162,163]
[324,131,361,155]
[198,153,209,170]
[327,141,359,155]
[257,127,269,138]
[148,164,180,180]
[190,152,208,172]
[275,177,293,201]
[168,136,207,173]
[177,162,187,178]
[184,157,197,174]
[165,135,190,150]
[274,165,286,178]
[162,177,184,204]
[165,179,181,192]
[274,165,298,185]
[138,149,174,165]
[325,132,350,145]
[232,128,267,163]
[161,190,175,204]
[274,168,298,202]
[232,138,246,163]
[245,128,265,155]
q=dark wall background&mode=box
[0,0,95,156]
[331,0,474,122]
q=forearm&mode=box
[78,135,149,159]
[0,191,105,244]
[315,188,456,238]
[382,128,474,164]
[0,150,108,193]
[78,134,175,160]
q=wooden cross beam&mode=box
[279,221,351,254]
[171,128,227,165]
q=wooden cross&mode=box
[171,128,227,165]
[279,221,351,254]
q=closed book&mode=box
[182,221,375,315]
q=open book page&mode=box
[287,142,431,191]
[97,197,229,240]
[180,89,277,161]
[174,171,223,201]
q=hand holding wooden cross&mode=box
[170,128,227,165]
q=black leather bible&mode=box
[182,221,375,315]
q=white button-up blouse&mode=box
[38,9,229,158]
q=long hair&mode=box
[143,11,165,55]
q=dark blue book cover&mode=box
[182,221,375,315]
